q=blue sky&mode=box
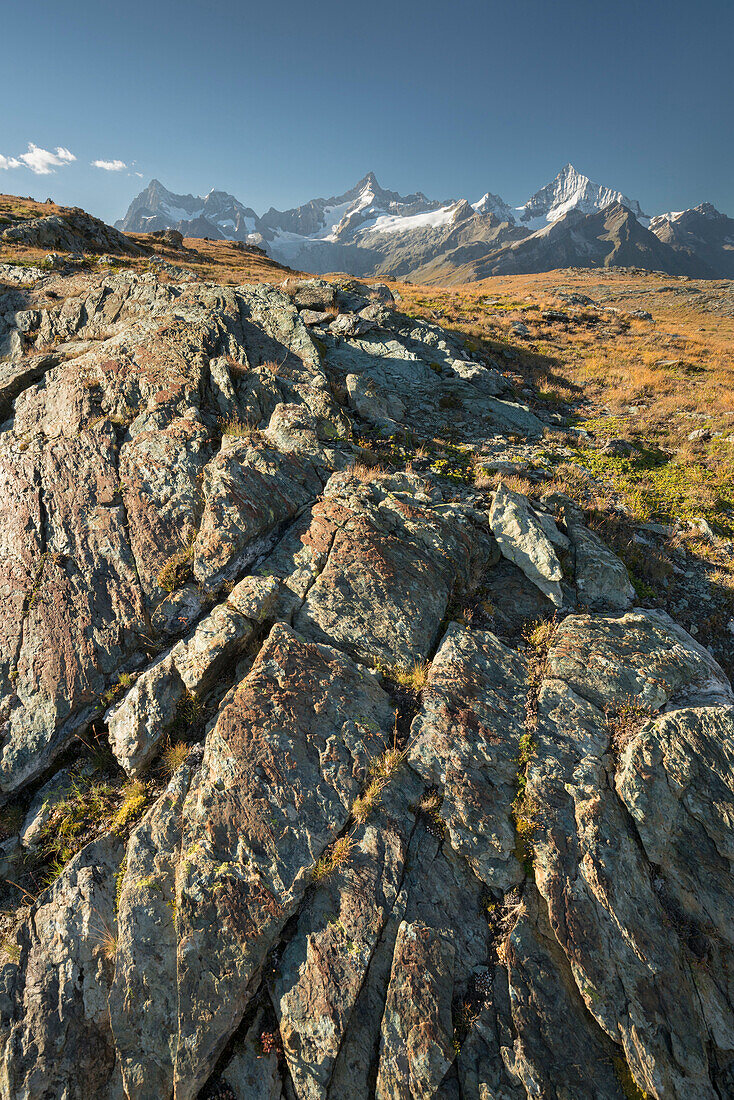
[1,0,732,223]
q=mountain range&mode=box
[116,165,734,282]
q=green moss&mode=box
[569,446,734,535]
[612,1055,651,1099]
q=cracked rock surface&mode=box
[0,265,732,1099]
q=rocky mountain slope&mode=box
[116,167,733,281]
[649,202,734,278]
[436,202,711,282]
[0,252,732,1099]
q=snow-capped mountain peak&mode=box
[472,191,516,222]
[517,164,647,229]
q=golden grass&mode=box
[311,835,355,882]
[162,740,189,776]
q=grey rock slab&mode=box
[170,602,256,696]
[130,623,397,1100]
[346,372,406,428]
[409,623,527,891]
[18,766,78,849]
[271,816,409,1099]
[564,516,635,611]
[294,472,497,665]
[489,484,564,605]
[545,609,734,711]
[0,835,124,1100]
[193,441,323,592]
[110,761,197,1100]
[616,705,734,1060]
[529,676,720,1097]
[502,887,626,1100]
[221,1007,285,1099]
[107,653,185,776]
[151,583,207,638]
[374,921,457,1100]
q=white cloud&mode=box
[18,143,76,175]
[92,159,127,171]
[0,154,22,170]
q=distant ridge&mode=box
[116,168,732,282]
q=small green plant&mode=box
[513,733,538,873]
[351,778,384,825]
[613,1055,651,1099]
[417,787,445,838]
[0,803,24,840]
[110,780,148,833]
[0,936,21,963]
[114,854,128,917]
[218,414,260,440]
[390,659,431,693]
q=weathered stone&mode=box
[374,921,457,1100]
[19,766,78,849]
[565,517,635,611]
[271,817,408,1098]
[170,603,255,696]
[0,835,124,1100]
[300,309,332,326]
[409,624,527,891]
[346,372,406,429]
[294,472,496,665]
[151,584,206,638]
[226,574,280,621]
[489,484,564,605]
[110,761,197,1100]
[281,278,337,312]
[107,653,185,775]
[545,609,733,711]
[221,1007,285,1099]
[194,441,323,592]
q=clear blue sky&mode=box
[1,0,732,222]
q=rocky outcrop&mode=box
[0,209,147,256]
[0,262,732,1100]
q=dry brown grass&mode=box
[311,835,355,882]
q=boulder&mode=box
[489,484,564,605]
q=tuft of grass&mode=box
[161,739,189,776]
[218,414,261,440]
[311,835,355,883]
[522,618,557,652]
[157,540,195,594]
[513,732,539,873]
[417,787,445,838]
[369,743,407,781]
[0,804,24,840]
[390,659,431,693]
[605,697,656,760]
[95,922,117,962]
[351,778,385,825]
[348,460,387,482]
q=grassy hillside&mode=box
[395,268,734,670]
